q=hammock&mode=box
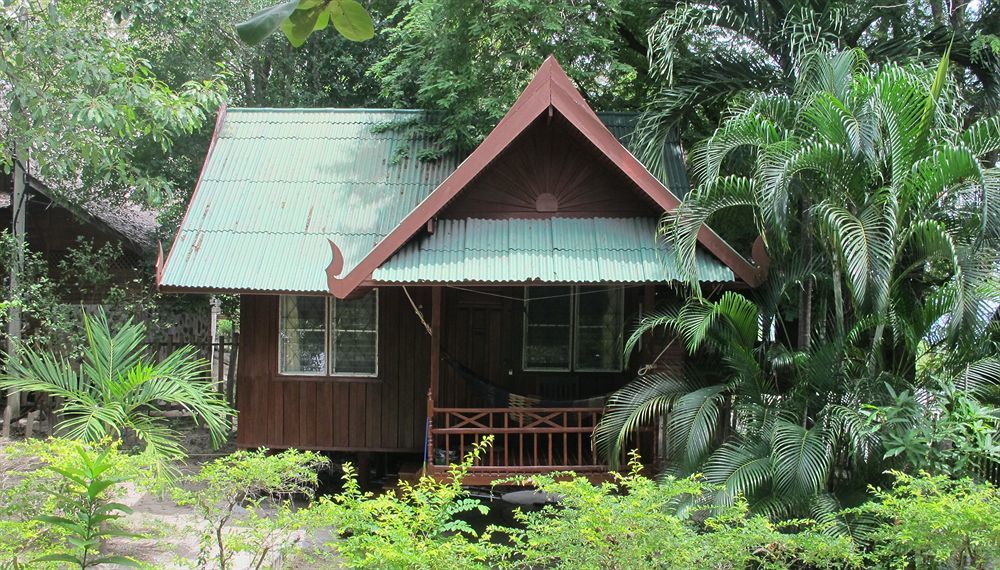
[440,351,611,409]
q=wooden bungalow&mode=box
[157,56,765,483]
[1,174,157,303]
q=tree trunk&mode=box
[797,198,813,351]
[4,155,26,425]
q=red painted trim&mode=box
[236,443,422,453]
[327,56,763,297]
[157,103,228,290]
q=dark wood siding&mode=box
[236,285,680,452]
[440,115,659,220]
[236,289,431,452]
[437,286,649,408]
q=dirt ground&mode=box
[103,483,340,568]
[2,422,347,569]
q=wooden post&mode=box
[426,287,442,475]
[226,333,239,413]
[216,335,226,392]
[429,286,442,399]
[424,389,434,474]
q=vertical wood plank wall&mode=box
[235,286,680,452]
[236,289,431,452]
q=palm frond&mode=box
[771,420,832,497]
[703,439,773,504]
[960,116,1000,157]
[668,384,729,469]
[594,371,697,468]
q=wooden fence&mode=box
[150,334,239,412]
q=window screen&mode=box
[574,287,624,371]
[278,296,327,374]
[523,286,573,370]
[332,290,378,376]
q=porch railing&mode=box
[425,393,656,477]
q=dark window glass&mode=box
[332,290,378,375]
[523,286,572,370]
[574,287,623,371]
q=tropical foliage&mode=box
[313,437,499,568]
[852,471,1000,568]
[0,0,225,204]
[235,0,375,47]
[597,48,1000,521]
[498,452,859,569]
[4,438,1000,568]
[633,0,1000,173]
[370,0,655,154]
[0,310,232,461]
[32,445,141,568]
[0,438,160,568]
[172,448,327,569]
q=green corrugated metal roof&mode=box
[161,109,460,292]
[160,108,708,293]
[373,218,733,283]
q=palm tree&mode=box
[633,0,1000,178]
[597,48,1000,520]
[0,310,232,461]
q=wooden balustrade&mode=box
[425,400,656,479]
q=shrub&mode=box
[33,445,140,568]
[313,436,499,569]
[0,309,233,466]
[172,448,328,570]
[496,452,860,569]
[852,472,1000,569]
[0,439,155,568]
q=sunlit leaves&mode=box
[0,0,225,204]
[327,0,375,42]
[236,0,374,47]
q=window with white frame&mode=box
[523,286,624,372]
[279,290,379,377]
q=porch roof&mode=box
[157,108,707,294]
[371,217,734,284]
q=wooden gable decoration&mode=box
[326,56,763,297]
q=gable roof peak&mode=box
[323,55,764,297]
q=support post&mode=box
[424,389,434,474]
[429,286,442,400]
[426,287,442,474]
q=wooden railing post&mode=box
[424,389,434,474]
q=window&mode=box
[331,291,378,375]
[279,296,326,374]
[523,286,624,372]
[279,290,379,377]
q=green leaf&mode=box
[326,0,375,42]
[33,554,82,565]
[86,478,117,500]
[280,5,326,47]
[916,43,951,155]
[90,555,142,567]
[236,0,302,46]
